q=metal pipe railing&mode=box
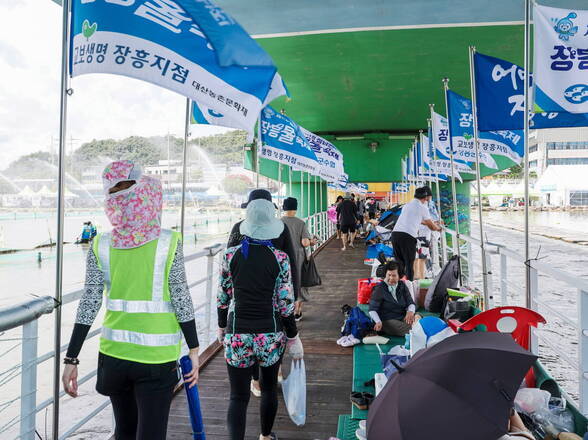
[0,242,225,440]
[443,225,588,413]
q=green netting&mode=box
[336,414,360,440]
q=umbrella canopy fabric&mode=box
[367,332,537,440]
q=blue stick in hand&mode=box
[179,355,206,440]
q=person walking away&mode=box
[218,198,303,440]
[227,189,297,397]
[355,195,366,235]
[62,160,200,440]
[369,261,420,336]
[228,189,300,300]
[79,222,92,244]
[281,197,316,322]
[391,186,442,280]
[334,195,343,239]
[367,197,377,220]
[336,193,358,251]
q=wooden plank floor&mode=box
[168,237,370,440]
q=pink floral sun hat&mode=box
[102,160,162,249]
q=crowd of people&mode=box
[62,161,316,440]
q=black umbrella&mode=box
[367,332,537,440]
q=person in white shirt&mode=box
[391,186,442,280]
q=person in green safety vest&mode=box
[62,160,200,440]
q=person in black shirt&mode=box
[336,193,358,250]
[218,198,303,440]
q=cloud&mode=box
[0,41,27,68]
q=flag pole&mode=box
[418,130,425,187]
[277,163,282,216]
[523,0,532,309]
[307,171,311,219]
[180,98,190,238]
[256,115,261,188]
[442,78,463,284]
[300,171,304,218]
[428,111,447,266]
[53,0,72,436]
[469,46,490,305]
[288,166,292,196]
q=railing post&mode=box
[204,249,215,346]
[20,319,39,440]
[578,289,588,415]
[529,264,539,354]
[484,248,494,309]
[500,253,508,306]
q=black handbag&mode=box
[301,254,322,287]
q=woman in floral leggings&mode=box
[217,198,304,440]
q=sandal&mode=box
[350,392,368,410]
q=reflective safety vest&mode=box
[94,229,182,364]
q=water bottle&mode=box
[404,333,410,350]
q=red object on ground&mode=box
[449,306,546,387]
[357,278,379,304]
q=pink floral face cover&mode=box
[102,160,162,249]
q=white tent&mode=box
[536,165,588,206]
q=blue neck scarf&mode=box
[240,236,274,259]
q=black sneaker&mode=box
[294,313,302,322]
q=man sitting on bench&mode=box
[369,261,419,337]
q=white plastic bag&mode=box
[281,359,306,426]
[426,327,456,347]
[514,388,551,414]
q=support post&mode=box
[500,252,508,306]
[529,264,539,354]
[204,249,215,346]
[20,320,39,440]
[523,0,532,308]
[578,288,588,415]
[468,46,490,302]
[53,0,72,436]
[442,78,463,284]
[180,98,190,237]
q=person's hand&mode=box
[62,364,78,398]
[294,300,302,315]
[374,322,383,332]
[183,348,199,388]
[217,327,226,344]
[404,311,416,326]
[287,335,304,360]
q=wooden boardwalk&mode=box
[168,237,370,440]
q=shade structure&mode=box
[367,332,537,440]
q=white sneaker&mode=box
[355,427,367,440]
[250,380,261,397]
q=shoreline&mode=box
[472,219,588,247]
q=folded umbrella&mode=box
[179,355,206,440]
[367,332,537,440]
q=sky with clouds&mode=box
[0,0,228,170]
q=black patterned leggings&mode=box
[227,360,282,439]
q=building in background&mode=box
[530,128,588,206]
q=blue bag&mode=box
[281,359,306,426]
[342,306,374,339]
[366,243,394,259]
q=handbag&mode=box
[301,254,321,287]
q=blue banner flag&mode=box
[71,0,287,134]
[448,90,524,166]
[260,106,319,174]
[300,127,345,183]
[474,52,588,131]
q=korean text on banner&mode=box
[300,127,345,183]
[431,111,473,181]
[260,107,319,175]
[534,4,588,114]
[446,90,498,169]
[474,52,588,131]
[70,0,287,134]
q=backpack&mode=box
[342,306,374,339]
[424,255,461,313]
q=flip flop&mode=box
[350,392,368,410]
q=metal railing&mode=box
[0,242,225,440]
[443,227,588,414]
[0,209,335,440]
